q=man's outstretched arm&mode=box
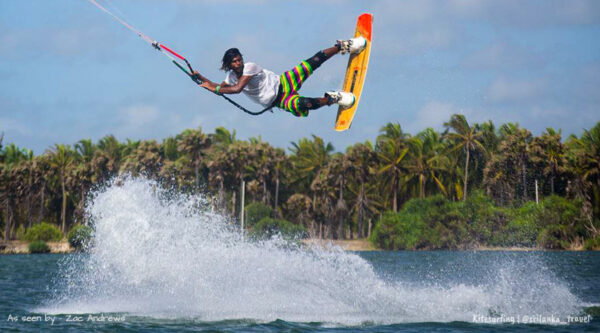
[192,71,251,94]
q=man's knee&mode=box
[306,51,327,70]
[299,97,322,110]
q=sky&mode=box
[1,0,599,154]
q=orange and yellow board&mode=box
[334,13,373,131]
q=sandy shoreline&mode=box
[302,239,381,251]
[0,240,593,254]
[0,241,73,254]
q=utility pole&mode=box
[240,180,245,234]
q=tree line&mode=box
[1,115,599,246]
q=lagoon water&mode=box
[1,178,599,332]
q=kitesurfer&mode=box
[192,37,367,117]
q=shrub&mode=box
[245,202,273,227]
[536,196,582,228]
[22,223,63,242]
[250,217,307,240]
[464,191,507,244]
[370,193,590,250]
[370,210,427,250]
[584,306,600,317]
[370,196,470,250]
[16,225,26,240]
[29,241,50,254]
[67,225,93,250]
[537,224,570,249]
[584,236,600,250]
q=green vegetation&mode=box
[245,202,273,227]
[370,194,590,250]
[21,223,63,242]
[28,241,50,254]
[584,306,600,317]
[584,236,600,250]
[67,225,93,250]
[250,217,307,240]
[1,118,599,250]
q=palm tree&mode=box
[47,144,75,234]
[95,135,123,179]
[484,124,532,203]
[376,123,410,211]
[122,140,164,178]
[502,123,532,200]
[33,155,50,225]
[444,114,485,200]
[207,150,229,213]
[328,154,351,239]
[347,141,380,237]
[477,120,500,155]
[162,136,179,162]
[0,166,14,240]
[579,122,600,189]
[285,194,314,235]
[1,143,29,240]
[377,137,408,211]
[310,165,336,238]
[210,126,237,151]
[247,142,275,205]
[530,128,566,195]
[177,128,211,189]
[405,129,449,199]
[14,150,36,229]
[75,139,95,162]
[72,139,96,224]
[209,141,252,218]
[568,122,600,222]
[377,122,406,143]
[289,135,334,191]
[289,135,334,218]
[271,148,289,215]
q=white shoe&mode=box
[336,36,367,55]
[325,91,355,108]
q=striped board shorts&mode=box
[275,60,314,117]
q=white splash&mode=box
[41,177,583,325]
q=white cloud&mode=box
[406,101,464,134]
[0,117,32,136]
[575,62,600,103]
[450,0,600,27]
[374,0,600,29]
[121,105,159,125]
[462,42,544,70]
[114,105,160,138]
[0,24,120,61]
[487,77,547,103]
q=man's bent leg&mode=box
[280,45,340,95]
[280,95,330,117]
[305,46,340,71]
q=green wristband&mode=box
[216,85,221,94]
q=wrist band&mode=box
[216,85,221,94]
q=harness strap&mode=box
[171,59,273,116]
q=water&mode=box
[1,178,598,332]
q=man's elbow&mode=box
[232,87,243,94]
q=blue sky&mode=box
[1,0,599,154]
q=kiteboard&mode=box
[334,13,373,132]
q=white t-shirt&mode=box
[224,62,280,107]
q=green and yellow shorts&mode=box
[274,51,328,117]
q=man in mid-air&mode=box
[193,37,367,117]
